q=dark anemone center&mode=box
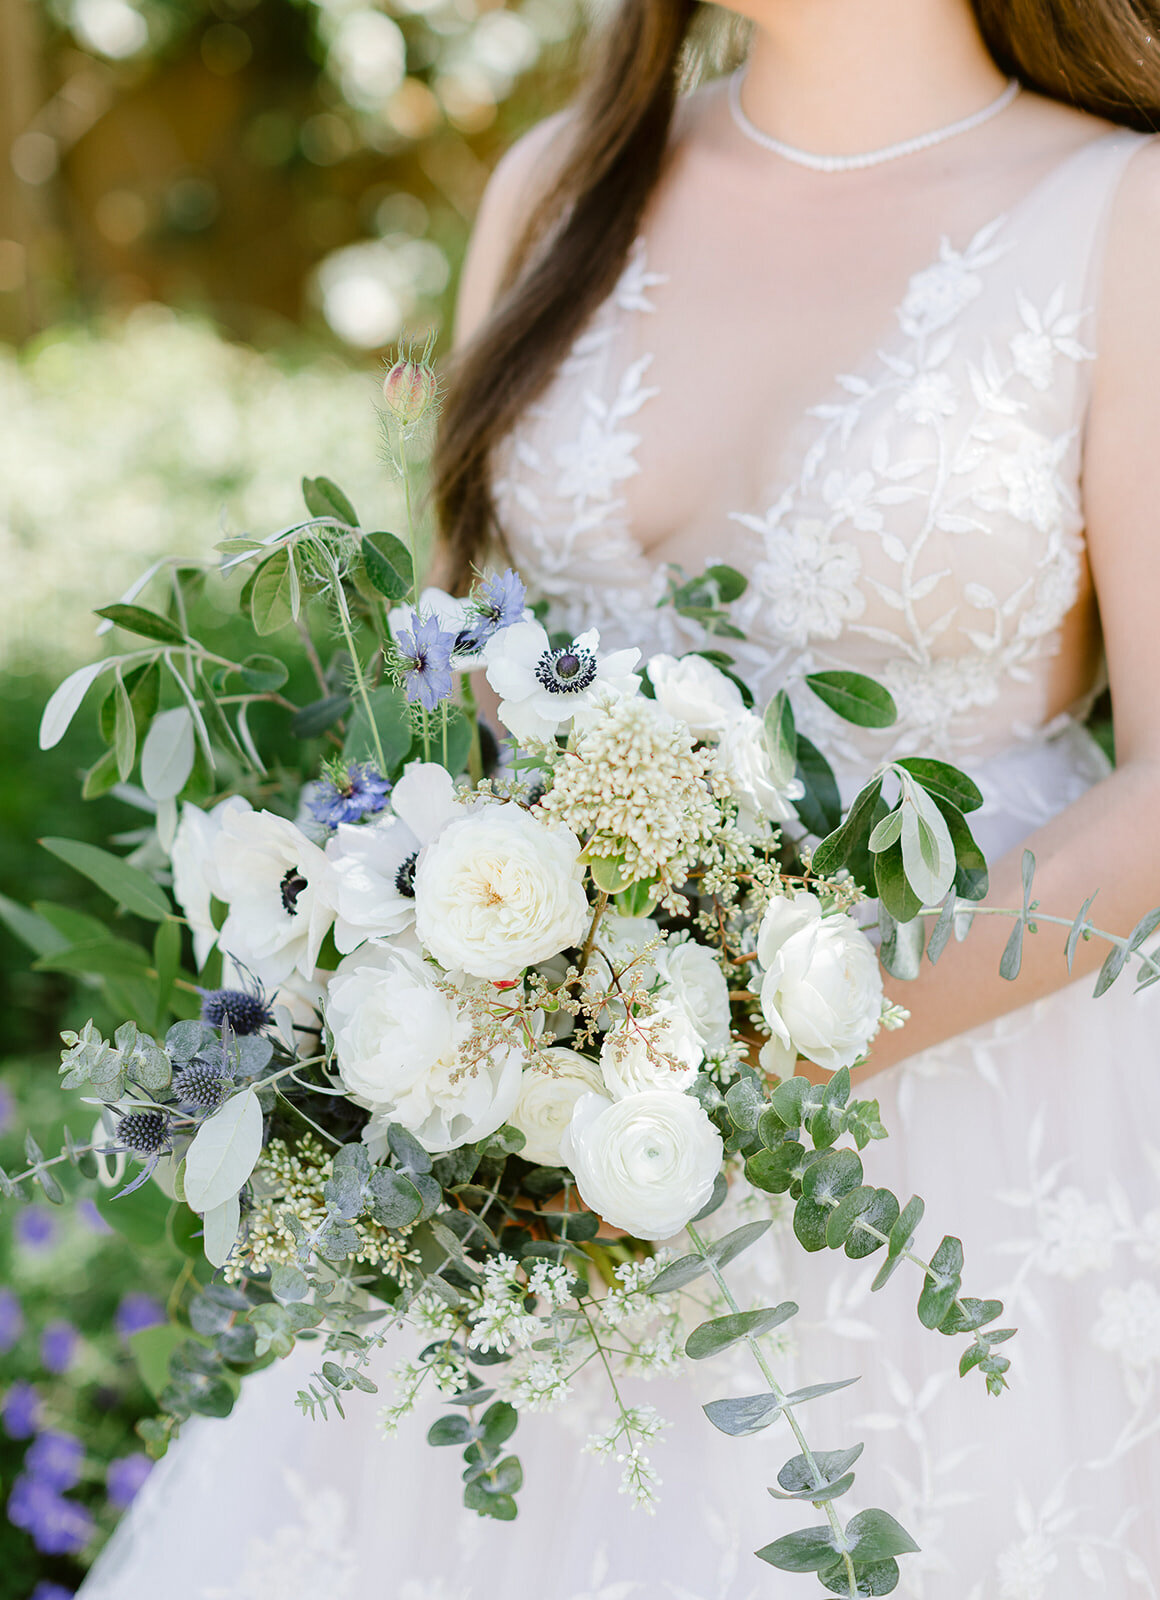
[394,850,418,899]
[280,868,308,915]
[534,644,597,696]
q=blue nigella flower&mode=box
[40,1320,78,1375]
[2,1381,41,1439]
[0,1287,23,1354]
[463,568,527,651]
[26,1431,84,1492]
[396,611,456,710]
[114,1293,166,1343]
[106,1452,152,1509]
[7,1474,95,1555]
[306,762,391,828]
[15,1208,57,1253]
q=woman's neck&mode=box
[741,0,1009,156]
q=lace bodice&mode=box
[494,128,1150,783]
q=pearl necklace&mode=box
[727,70,1021,174]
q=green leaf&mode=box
[805,671,897,729]
[479,1401,518,1452]
[427,1414,474,1447]
[361,532,414,601]
[818,1556,902,1596]
[387,1122,433,1174]
[846,1508,921,1563]
[868,807,904,853]
[647,1253,710,1295]
[40,658,118,750]
[917,1234,964,1329]
[343,683,414,770]
[303,475,359,527]
[82,747,121,799]
[704,562,748,602]
[110,671,135,780]
[792,734,842,837]
[755,1526,839,1573]
[249,549,296,636]
[872,1194,924,1291]
[999,918,1025,981]
[141,706,196,801]
[708,1219,774,1270]
[774,1443,863,1496]
[0,892,69,958]
[933,796,989,902]
[1064,893,1098,972]
[685,1302,797,1360]
[366,1166,424,1229]
[203,1192,242,1268]
[292,693,352,739]
[128,1323,190,1402]
[811,779,884,881]
[745,1141,806,1195]
[762,690,797,787]
[94,603,186,646]
[588,855,633,894]
[183,1089,264,1214]
[895,757,983,814]
[874,841,922,922]
[40,836,171,922]
[702,1391,782,1437]
[824,1185,877,1249]
[1093,942,1129,997]
[724,1077,765,1133]
[937,1296,1003,1336]
[238,654,290,693]
[844,1188,899,1260]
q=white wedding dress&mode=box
[81,115,1160,1600]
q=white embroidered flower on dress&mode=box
[995,1531,1058,1600]
[898,247,984,338]
[1091,1279,1160,1371]
[1009,286,1092,392]
[895,368,959,424]
[996,434,1068,533]
[554,410,643,503]
[1035,1186,1116,1279]
[734,511,865,647]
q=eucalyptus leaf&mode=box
[184,1089,264,1215]
[202,1191,242,1268]
[702,1391,782,1437]
[685,1302,797,1360]
[805,671,897,729]
[141,707,196,801]
[755,1525,839,1573]
[762,690,797,787]
[1064,892,1098,972]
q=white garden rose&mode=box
[600,1003,703,1099]
[413,803,589,980]
[510,1047,607,1166]
[757,891,883,1073]
[715,709,804,829]
[561,1089,723,1241]
[655,939,732,1052]
[170,795,252,969]
[646,652,745,738]
[212,808,336,986]
[326,945,526,1153]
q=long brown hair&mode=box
[433,0,1160,591]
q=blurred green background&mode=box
[0,1,584,1590]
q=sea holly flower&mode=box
[326,761,462,953]
[483,620,641,744]
[306,761,391,829]
[211,808,337,986]
[395,610,456,710]
[198,967,275,1037]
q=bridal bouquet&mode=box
[6,357,1157,1598]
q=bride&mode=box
[81,1,1160,1595]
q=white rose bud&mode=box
[600,1003,703,1099]
[757,891,883,1073]
[510,1047,607,1167]
[414,803,589,980]
[655,939,732,1052]
[562,1090,723,1241]
[646,653,744,738]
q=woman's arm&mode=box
[859,139,1160,1078]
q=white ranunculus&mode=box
[213,809,336,986]
[655,939,732,1052]
[510,1047,607,1167]
[600,1003,704,1099]
[170,795,252,970]
[561,1089,723,1241]
[715,709,804,829]
[757,891,883,1073]
[646,653,745,738]
[326,946,526,1153]
[326,762,461,953]
[483,619,640,744]
[414,802,589,980]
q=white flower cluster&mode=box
[584,1405,670,1512]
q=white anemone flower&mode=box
[326,762,462,953]
[170,794,253,970]
[212,809,336,986]
[483,619,640,744]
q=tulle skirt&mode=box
[80,723,1160,1600]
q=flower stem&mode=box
[918,902,1160,983]
[332,576,386,773]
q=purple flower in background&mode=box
[465,569,527,651]
[396,611,455,710]
[26,1431,84,1491]
[0,1080,14,1134]
[106,1452,152,1509]
[31,1583,76,1600]
[15,1208,57,1253]
[76,1197,113,1235]
[7,1474,95,1555]
[114,1293,165,1343]
[0,1287,23,1353]
[307,763,391,828]
[40,1320,79,1375]
[2,1380,41,1438]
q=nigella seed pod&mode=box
[116,1110,170,1155]
[382,359,437,424]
